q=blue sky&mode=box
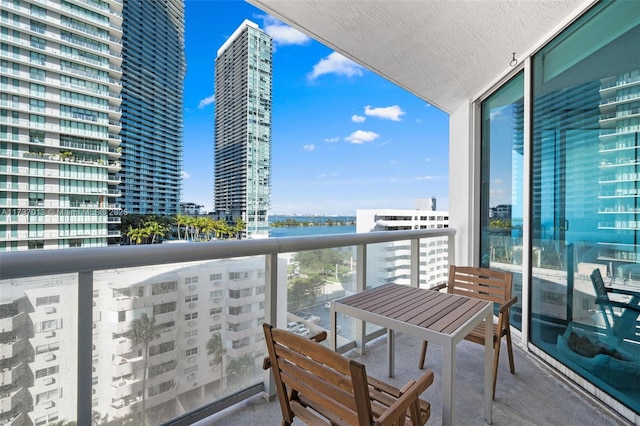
[182,0,450,215]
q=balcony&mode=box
[0,230,629,425]
[204,332,620,426]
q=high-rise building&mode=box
[119,0,185,216]
[213,20,272,239]
[0,0,124,251]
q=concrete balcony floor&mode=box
[202,332,627,425]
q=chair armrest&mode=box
[605,286,639,297]
[310,330,328,342]
[374,370,434,426]
[499,296,518,313]
[430,283,447,291]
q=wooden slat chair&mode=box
[263,323,434,426]
[418,265,517,399]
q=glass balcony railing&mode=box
[0,228,453,426]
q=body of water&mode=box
[269,215,356,237]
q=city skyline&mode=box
[182,0,450,215]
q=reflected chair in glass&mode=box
[589,268,640,344]
[418,265,517,399]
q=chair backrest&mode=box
[590,268,614,330]
[263,323,374,426]
[590,268,609,300]
[447,265,513,307]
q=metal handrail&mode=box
[0,228,455,280]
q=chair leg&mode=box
[492,337,501,400]
[505,329,515,374]
[419,341,428,369]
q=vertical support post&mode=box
[263,253,278,399]
[522,56,532,346]
[410,238,419,287]
[77,271,93,426]
[355,244,366,355]
[447,233,456,268]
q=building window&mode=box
[36,295,60,306]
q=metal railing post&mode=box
[263,253,278,399]
[77,271,93,425]
[355,243,367,354]
[411,238,420,287]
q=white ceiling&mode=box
[247,0,592,113]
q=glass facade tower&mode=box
[214,20,272,239]
[0,0,124,251]
[119,0,185,216]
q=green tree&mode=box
[232,216,246,239]
[174,214,189,240]
[288,275,325,307]
[207,332,226,392]
[145,219,168,244]
[127,314,160,425]
[213,218,230,239]
[295,249,346,276]
[127,225,150,245]
[226,354,258,389]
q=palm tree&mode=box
[226,354,258,390]
[206,332,226,392]
[128,313,160,425]
[127,225,150,245]
[233,217,246,239]
[145,220,168,244]
[199,216,216,241]
[175,214,189,240]
[185,216,197,241]
[214,218,229,239]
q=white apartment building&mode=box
[0,0,124,251]
[357,201,450,288]
[0,256,285,425]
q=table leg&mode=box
[387,329,395,378]
[442,339,454,426]
[484,310,493,423]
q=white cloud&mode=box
[425,158,432,162]
[181,171,191,179]
[364,105,405,121]
[351,114,366,123]
[198,95,215,109]
[416,175,442,181]
[345,130,379,144]
[260,15,311,46]
[308,52,364,80]
[494,178,503,185]
[324,136,340,143]
[303,144,315,151]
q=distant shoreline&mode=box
[270,216,356,228]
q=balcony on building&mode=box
[1,0,639,425]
